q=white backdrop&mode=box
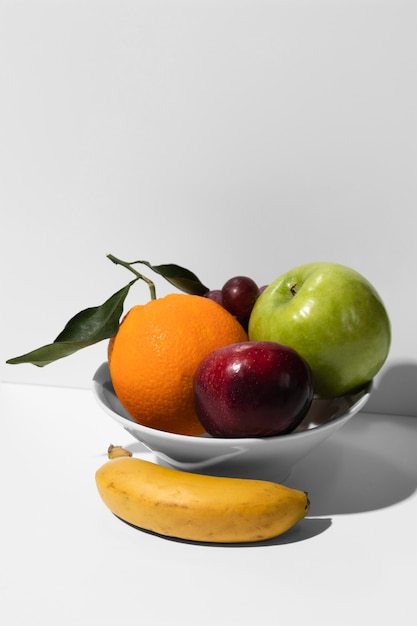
[1,0,416,415]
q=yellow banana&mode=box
[107,444,132,459]
[95,457,309,543]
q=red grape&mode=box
[221,276,259,318]
[204,289,223,305]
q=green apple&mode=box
[248,262,391,398]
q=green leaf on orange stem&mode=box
[6,280,137,367]
[136,260,209,295]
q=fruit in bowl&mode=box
[194,341,314,438]
[7,255,389,451]
[249,262,391,398]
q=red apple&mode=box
[193,341,314,438]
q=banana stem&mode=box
[107,253,157,300]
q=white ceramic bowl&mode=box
[92,362,372,481]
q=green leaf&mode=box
[6,340,96,367]
[6,280,136,367]
[137,260,209,296]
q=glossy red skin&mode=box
[194,341,314,438]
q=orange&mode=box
[108,293,248,435]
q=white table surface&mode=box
[1,379,416,626]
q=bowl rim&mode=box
[92,361,373,445]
